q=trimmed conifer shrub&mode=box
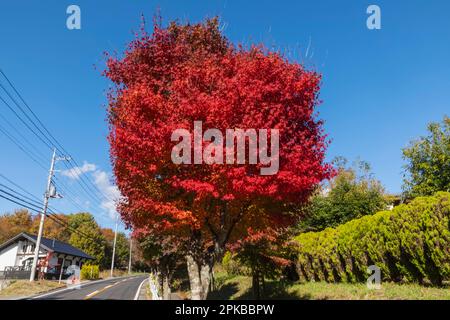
[294,192,450,286]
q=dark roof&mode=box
[0,232,94,260]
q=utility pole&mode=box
[30,149,56,281]
[110,214,119,278]
[128,237,132,275]
[30,148,69,282]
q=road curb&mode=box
[134,276,149,300]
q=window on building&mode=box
[22,258,33,269]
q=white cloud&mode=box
[60,161,122,221]
[61,162,97,180]
[92,170,121,220]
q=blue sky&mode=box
[0,1,449,230]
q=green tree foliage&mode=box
[402,116,450,198]
[0,210,134,272]
[114,233,130,269]
[102,228,130,270]
[298,158,387,232]
[222,251,248,276]
[68,213,106,265]
[295,192,450,286]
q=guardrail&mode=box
[149,273,161,300]
[2,266,32,280]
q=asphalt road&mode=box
[30,275,148,300]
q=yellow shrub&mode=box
[81,265,100,280]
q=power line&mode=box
[0,174,42,202]
[0,188,43,212]
[0,173,82,217]
[0,183,43,209]
[0,69,115,205]
[0,74,60,152]
[0,183,101,245]
[45,211,101,244]
[0,68,119,229]
[0,193,41,214]
[0,110,49,162]
[0,92,54,151]
[0,122,48,171]
[52,178,118,225]
[0,68,64,150]
[52,178,91,212]
[59,162,108,208]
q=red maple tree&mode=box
[105,17,331,299]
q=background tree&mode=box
[137,230,186,300]
[115,233,130,269]
[130,236,153,273]
[0,209,32,243]
[68,212,106,265]
[101,228,130,270]
[230,229,291,299]
[402,116,450,198]
[30,213,71,242]
[0,209,128,272]
[105,17,331,299]
[297,158,387,232]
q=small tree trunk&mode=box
[162,275,171,300]
[186,255,202,300]
[209,268,215,292]
[186,255,211,300]
[252,271,261,300]
[261,275,265,295]
[156,270,163,296]
[200,263,211,299]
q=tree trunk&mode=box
[156,270,163,296]
[200,263,211,298]
[162,275,171,300]
[209,268,215,292]
[261,275,265,294]
[186,255,211,300]
[252,271,261,300]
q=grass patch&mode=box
[0,280,65,299]
[99,270,130,279]
[208,272,450,300]
[145,280,153,300]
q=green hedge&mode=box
[294,192,450,286]
[81,265,100,280]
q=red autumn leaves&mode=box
[105,18,331,249]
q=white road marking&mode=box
[85,290,100,298]
[84,283,118,300]
[28,275,139,300]
[134,277,149,300]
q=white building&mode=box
[0,232,94,279]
